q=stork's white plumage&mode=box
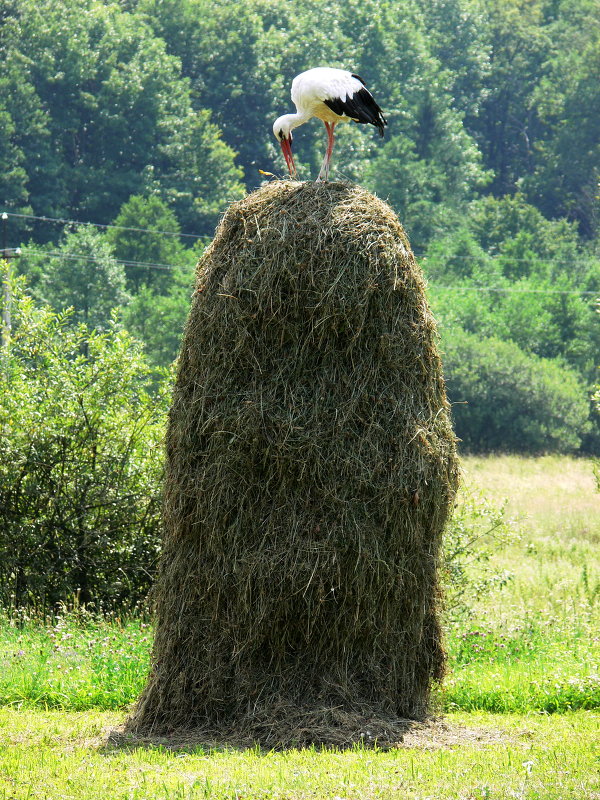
[273,67,387,181]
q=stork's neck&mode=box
[281,111,312,132]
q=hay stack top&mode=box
[182,180,442,402]
[194,179,423,321]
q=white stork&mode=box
[273,67,387,181]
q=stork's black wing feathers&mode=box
[351,73,366,86]
[323,86,387,136]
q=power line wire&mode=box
[24,249,187,272]
[2,211,205,240]
[6,210,599,268]
[21,249,599,294]
[5,212,598,295]
[429,285,597,296]
[414,252,592,264]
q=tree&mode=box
[466,194,581,264]
[1,0,243,231]
[0,49,55,233]
[106,193,201,365]
[137,0,296,184]
[34,226,129,330]
[0,278,167,610]
[106,194,196,293]
[149,110,245,235]
[465,0,549,197]
[442,326,591,453]
[527,11,600,236]
[349,0,488,248]
[427,195,600,384]
[123,267,196,367]
[423,227,494,282]
[423,0,492,120]
[0,102,30,215]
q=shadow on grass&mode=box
[101,714,509,756]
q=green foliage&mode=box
[466,193,582,263]
[30,226,129,330]
[2,0,598,237]
[106,194,194,292]
[426,195,600,390]
[0,101,29,215]
[465,0,549,198]
[123,266,196,367]
[1,0,243,230]
[149,108,246,234]
[138,0,291,181]
[105,194,201,364]
[441,489,515,623]
[0,280,167,610]
[442,327,591,453]
[527,0,600,237]
[0,610,150,710]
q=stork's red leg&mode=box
[317,121,336,181]
[325,122,336,180]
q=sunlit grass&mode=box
[461,454,600,546]
[3,610,596,715]
[446,455,600,714]
[0,613,151,710]
[0,708,598,800]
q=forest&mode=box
[0,0,598,474]
[1,0,598,453]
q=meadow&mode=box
[0,455,598,799]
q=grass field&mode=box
[444,455,600,715]
[0,708,598,799]
[0,455,598,798]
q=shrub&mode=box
[0,279,168,611]
[442,326,591,453]
[441,487,516,624]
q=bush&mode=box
[0,279,168,611]
[442,327,591,453]
[441,488,516,624]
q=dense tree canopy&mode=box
[0,0,244,234]
[0,0,598,453]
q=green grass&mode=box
[442,598,600,713]
[0,708,598,799]
[1,609,597,715]
[0,612,151,710]
[445,455,600,714]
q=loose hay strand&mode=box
[127,180,459,747]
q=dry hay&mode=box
[111,716,510,753]
[126,180,459,748]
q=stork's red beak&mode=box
[280,137,297,178]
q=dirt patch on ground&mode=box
[106,715,510,753]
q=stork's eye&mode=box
[277,130,285,141]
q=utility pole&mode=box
[2,212,21,353]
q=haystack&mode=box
[127,180,459,747]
